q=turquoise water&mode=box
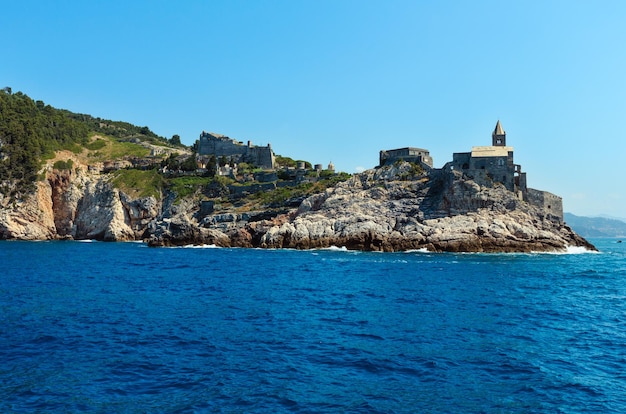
[1,239,625,412]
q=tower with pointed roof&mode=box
[451,120,518,193]
[492,120,506,146]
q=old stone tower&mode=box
[492,120,506,146]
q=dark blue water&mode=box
[1,239,625,413]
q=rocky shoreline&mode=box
[147,163,595,253]
[0,162,596,253]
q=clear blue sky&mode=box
[3,1,625,218]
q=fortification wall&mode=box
[198,133,275,169]
[199,138,246,157]
[254,171,278,182]
[451,152,471,169]
[246,146,275,169]
[380,148,433,168]
[526,188,563,222]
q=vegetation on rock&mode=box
[110,169,164,199]
[52,159,74,171]
[0,90,89,196]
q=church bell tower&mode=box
[492,120,506,146]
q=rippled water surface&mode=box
[1,239,625,412]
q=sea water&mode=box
[1,239,625,413]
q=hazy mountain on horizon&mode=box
[597,213,626,222]
[564,213,626,238]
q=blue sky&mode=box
[3,1,625,218]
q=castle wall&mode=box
[526,188,563,222]
[380,147,433,168]
[451,152,471,169]
[254,171,278,182]
[246,146,275,170]
[198,134,246,157]
[198,132,275,169]
[516,172,527,196]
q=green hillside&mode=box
[0,89,349,211]
[0,90,89,194]
[0,89,181,199]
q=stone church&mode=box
[449,121,563,222]
[450,120,525,194]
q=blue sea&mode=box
[1,239,625,413]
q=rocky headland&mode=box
[0,159,594,253]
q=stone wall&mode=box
[451,152,517,191]
[254,171,278,182]
[526,188,563,222]
[380,147,433,168]
[198,133,245,157]
[197,132,275,169]
[247,145,275,170]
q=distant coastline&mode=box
[564,213,626,238]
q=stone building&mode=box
[450,121,525,194]
[448,121,563,222]
[379,147,433,168]
[196,131,275,170]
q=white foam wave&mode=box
[566,245,599,254]
[321,245,348,252]
[180,244,220,249]
[404,248,431,253]
[532,245,599,255]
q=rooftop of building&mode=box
[470,146,514,157]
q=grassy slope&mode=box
[110,169,164,199]
[85,135,151,161]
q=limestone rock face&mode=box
[73,180,134,241]
[190,163,595,252]
[120,192,160,238]
[0,167,161,242]
[0,181,57,240]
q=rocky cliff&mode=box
[0,161,595,252]
[0,164,159,242]
[149,162,595,252]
